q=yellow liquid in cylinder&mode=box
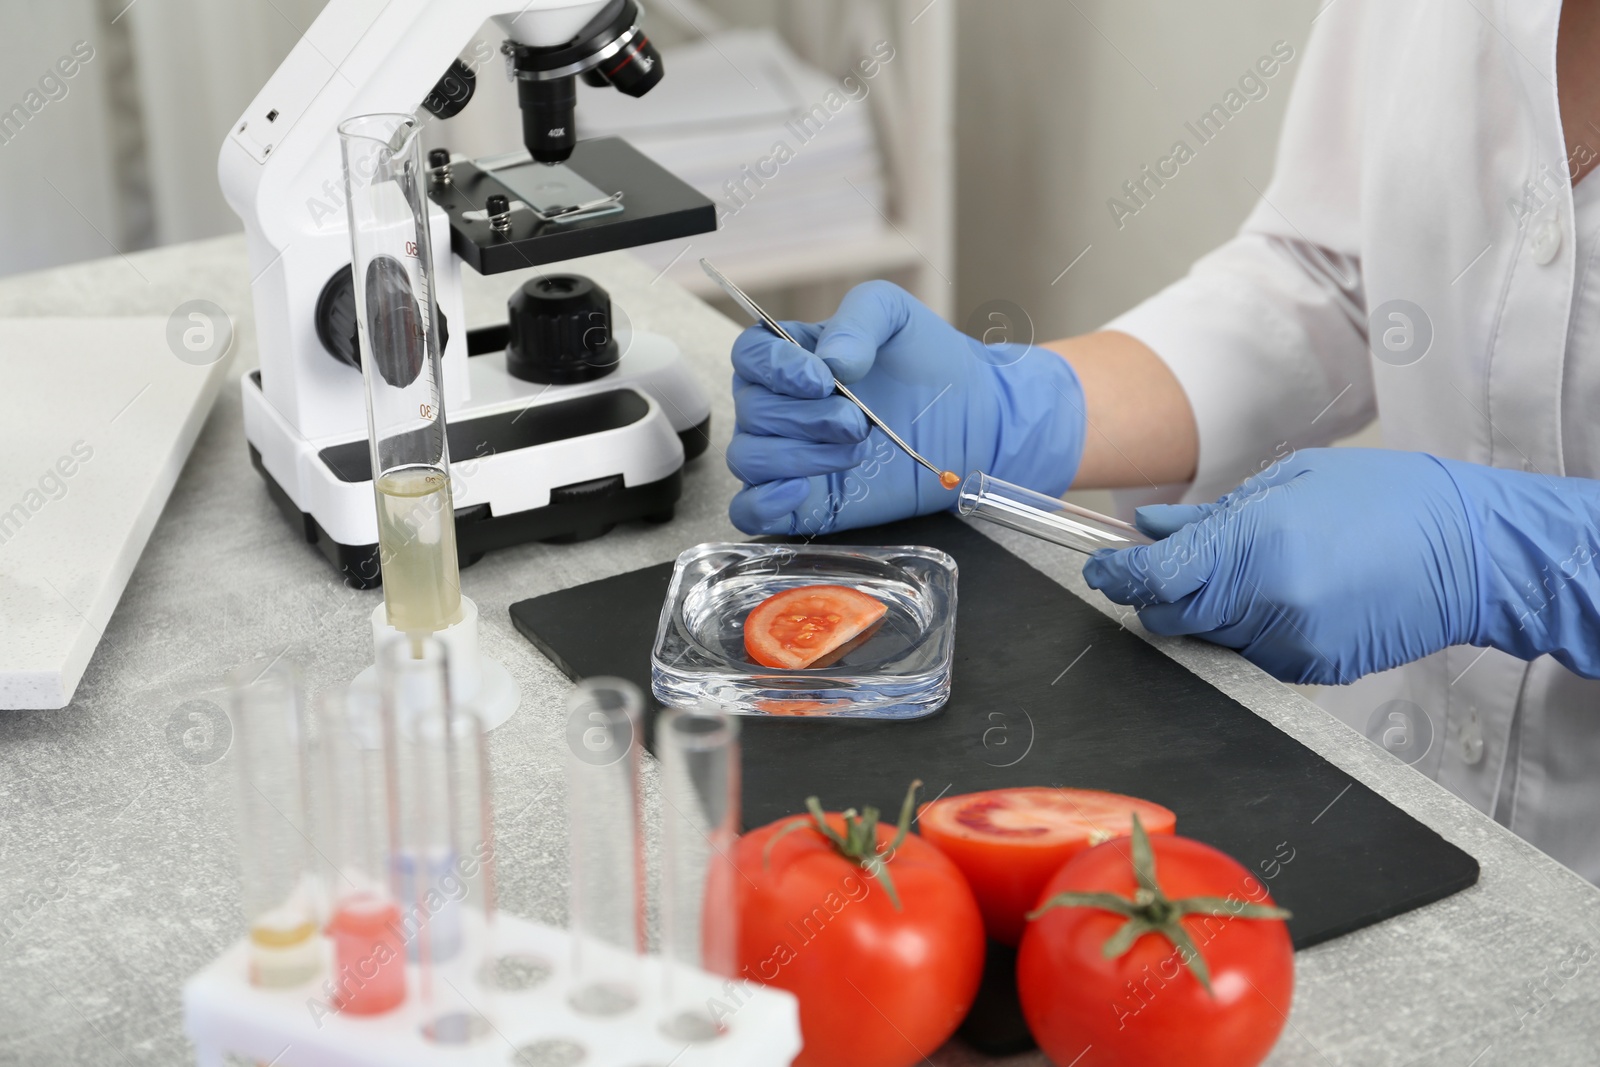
[375,466,463,635]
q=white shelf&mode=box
[650,0,956,316]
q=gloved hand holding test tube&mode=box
[706,261,1145,551]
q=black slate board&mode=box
[510,514,1479,1050]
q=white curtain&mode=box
[124,0,327,244]
[0,0,325,276]
[0,0,123,275]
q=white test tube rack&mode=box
[182,912,801,1066]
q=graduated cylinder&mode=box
[339,112,462,638]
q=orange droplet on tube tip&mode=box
[939,470,961,490]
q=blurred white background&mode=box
[0,0,1317,339]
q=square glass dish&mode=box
[651,543,958,719]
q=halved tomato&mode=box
[744,585,888,669]
[918,787,1176,946]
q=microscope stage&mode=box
[435,137,717,274]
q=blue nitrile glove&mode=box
[1082,447,1600,685]
[726,281,1087,535]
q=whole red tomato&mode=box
[1018,818,1294,1067]
[732,783,985,1067]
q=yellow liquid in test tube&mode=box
[376,466,463,636]
[248,913,321,988]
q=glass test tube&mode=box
[564,678,645,1015]
[382,635,496,1044]
[957,470,1154,554]
[314,686,406,1016]
[229,661,321,988]
[339,113,462,639]
[657,704,741,1042]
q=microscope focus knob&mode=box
[314,267,361,370]
[314,264,450,374]
[421,58,476,121]
[506,274,620,385]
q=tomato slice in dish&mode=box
[754,699,848,716]
[744,585,888,670]
[918,786,1176,946]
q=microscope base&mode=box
[241,330,710,589]
[249,443,689,590]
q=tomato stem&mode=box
[780,780,922,912]
[1025,814,1291,996]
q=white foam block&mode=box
[0,316,229,709]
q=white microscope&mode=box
[219,0,716,726]
[219,0,715,587]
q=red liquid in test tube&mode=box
[327,894,406,1014]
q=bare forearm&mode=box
[1045,331,1199,489]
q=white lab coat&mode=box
[1106,0,1600,881]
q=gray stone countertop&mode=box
[1,234,1598,1067]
